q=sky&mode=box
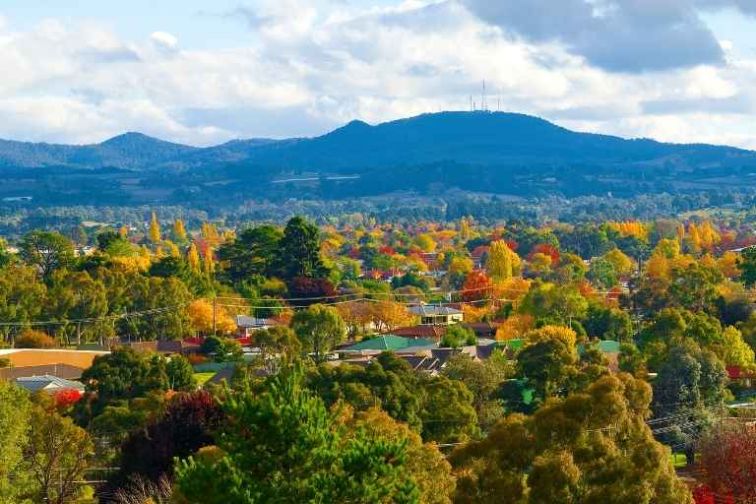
[1,0,756,148]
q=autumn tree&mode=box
[149,212,161,243]
[452,374,692,504]
[187,299,236,336]
[698,421,756,502]
[172,218,188,243]
[486,240,519,281]
[107,390,224,497]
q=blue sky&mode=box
[1,1,756,148]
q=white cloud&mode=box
[150,31,179,51]
[0,1,754,150]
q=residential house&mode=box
[14,375,86,394]
[409,305,464,326]
[236,315,278,337]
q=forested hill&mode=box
[0,111,755,205]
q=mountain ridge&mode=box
[0,111,754,207]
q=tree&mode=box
[440,324,476,348]
[461,270,492,302]
[741,245,756,287]
[0,381,32,504]
[149,211,161,243]
[174,368,420,503]
[79,348,170,416]
[716,326,755,369]
[187,243,201,273]
[0,266,46,346]
[108,391,224,497]
[308,353,478,444]
[442,354,511,431]
[187,299,236,336]
[349,408,455,504]
[200,336,244,363]
[172,218,188,243]
[166,356,197,391]
[277,217,328,280]
[24,396,94,504]
[19,231,75,279]
[217,225,283,283]
[291,304,346,362]
[587,257,618,289]
[451,374,692,504]
[583,304,633,342]
[254,326,301,370]
[518,281,588,326]
[698,421,756,501]
[486,240,519,281]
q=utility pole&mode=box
[212,296,217,336]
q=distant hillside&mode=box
[0,132,197,170]
[0,111,754,206]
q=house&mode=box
[409,305,464,326]
[236,315,278,337]
[14,375,86,394]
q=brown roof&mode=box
[464,322,500,339]
[0,349,107,369]
[391,325,448,339]
[0,363,84,381]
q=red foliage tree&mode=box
[461,270,492,302]
[698,422,756,502]
[528,243,561,266]
[53,388,83,409]
[106,390,225,495]
[288,277,337,305]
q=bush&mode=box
[15,329,56,349]
[440,324,477,348]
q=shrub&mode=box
[15,329,56,349]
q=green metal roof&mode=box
[342,335,436,352]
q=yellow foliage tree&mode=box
[524,325,578,348]
[149,211,161,243]
[415,233,437,253]
[187,299,237,335]
[495,314,535,341]
[187,243,201,272]
[486,240,520,281]
[603,248,635,277]
[718,251,741,279]
[173,219,187,242]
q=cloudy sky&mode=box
[1,0,756,147]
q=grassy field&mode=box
[194,372,216,386]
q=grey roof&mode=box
[409,305,463,317]
[14,375,85,393]
[236,315,274,329]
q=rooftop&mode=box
[341,335,437,353]
[15,374,86,393]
